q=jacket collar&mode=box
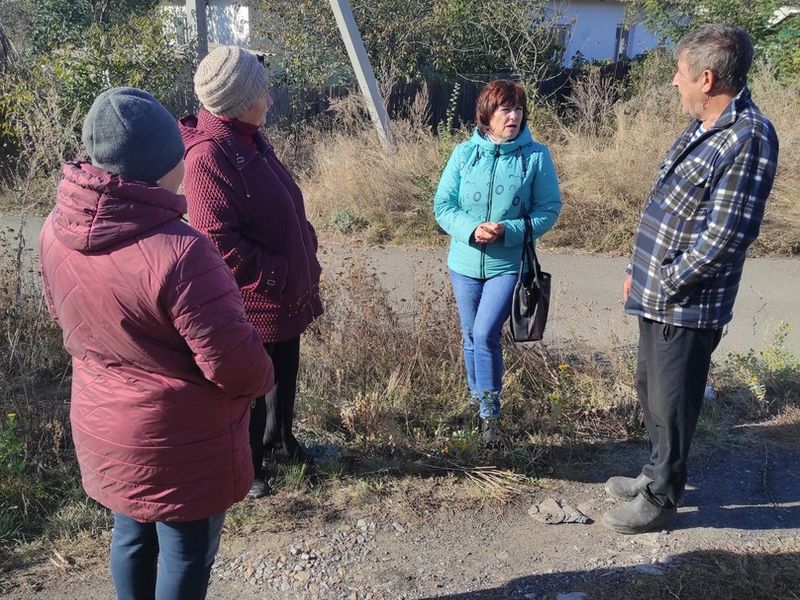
[664,86,752,172]
[183,109,272,171]
[470,124,534,155]
[709,86,752,132]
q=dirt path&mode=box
[319,243,800,356]
[5,436,799,600]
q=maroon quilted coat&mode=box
[179,109,323,343]
[38,162,274,522]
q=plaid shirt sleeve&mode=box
[659,132,777,298]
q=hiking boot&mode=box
[248,478,269,499]
[481,419,501,447]
[604,473,654,499]
[601,493,677,534]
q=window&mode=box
[551,24,573,63]
[615,24,630,61]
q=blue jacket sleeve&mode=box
[433,145,482,243]
[502,147,562,247]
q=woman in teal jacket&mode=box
[433,80,561,445]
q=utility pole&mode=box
[186,0,208,62]
[327,0,393,148]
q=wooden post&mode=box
[186,0,208,62]
[327,0,393,148]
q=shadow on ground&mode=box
[415,549,800,600]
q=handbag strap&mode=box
[522,216,542,281]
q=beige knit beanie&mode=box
[193,46,268,118]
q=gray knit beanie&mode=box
[193,45,268,118]
[81,87,184,184]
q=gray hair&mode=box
[675,24,753,94]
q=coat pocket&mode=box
[658,159,709,220]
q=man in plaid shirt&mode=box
[602,24,779,534]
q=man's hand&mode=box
[623,273,632,302]
[474,222,505,244]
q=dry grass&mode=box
[749,72,800,255]
[273,94,451,244]
[544,82,685,253]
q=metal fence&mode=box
[265,62,631,129]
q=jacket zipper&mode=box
[481,145,501,279]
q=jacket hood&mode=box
[52,162,187,252]
[471,124,534,154]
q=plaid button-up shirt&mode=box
[624,87,779,329]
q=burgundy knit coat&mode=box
[39,162,274,522]
[179,110,323,343]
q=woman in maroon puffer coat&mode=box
[39,87,273,599]
[180,46,323,498]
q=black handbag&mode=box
[509,216,551,342]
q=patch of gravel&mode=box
[213,518,402,599]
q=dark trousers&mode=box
[109,511,225,600]
[637,317,722,508]
[249,336,301,477]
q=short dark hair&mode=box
[475,80,529,135]
[676,24,753,94]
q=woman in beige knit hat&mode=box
[180,45,324,499]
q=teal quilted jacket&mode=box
[433,125,561,279]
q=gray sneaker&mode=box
[604,473,654,499]
[602,493,676,534]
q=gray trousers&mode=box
[637,316,723,508]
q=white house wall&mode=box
[160,1,250,47]
[549,0,660,65]
[206,0,250,46]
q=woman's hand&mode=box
[474,222,505,243]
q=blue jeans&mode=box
[110,511,225,600]
[449,269,517,420]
